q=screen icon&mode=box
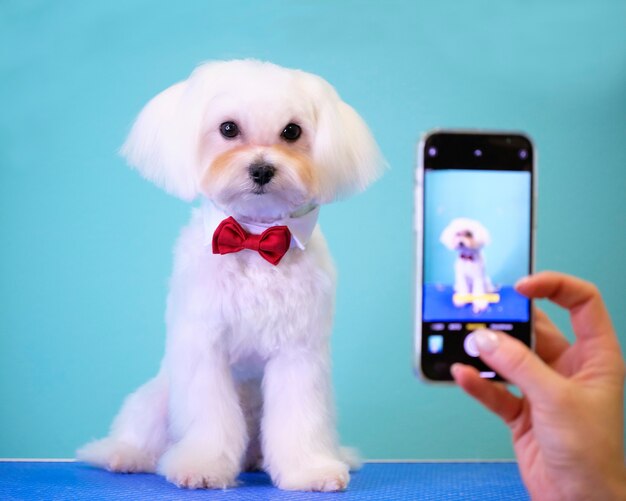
[428,335,444,354]
[489,323,513,331]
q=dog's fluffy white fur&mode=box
[440,217,494,313]
[77,60,384,491]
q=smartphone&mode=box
[414,130,535,382]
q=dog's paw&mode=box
[158,442,238,489]
[472,299,488,313]
[275,458,350,492]
[77,438,156,473]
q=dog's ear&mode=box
[301,73,386,202]
[440,221,458,250]
[471,221,491,247]
[120,63,223,201]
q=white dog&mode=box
[440,218,494,313]
[77,60,384,491]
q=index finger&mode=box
[516,271,617,347]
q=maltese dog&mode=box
[440,217,495,313]
[77,60,384,492]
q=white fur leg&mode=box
[471,277,488,313]
[453,260,469,307]
[159,325,247,489]
[485,276,496,293]
[262,347,349,492]
[77,374,168,473]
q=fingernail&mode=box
[450,363,463,377]
[514,276,530,289]
[473,329,500,353]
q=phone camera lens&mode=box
[428,146,437,157]
[519,149,528,159]
[473,149,482,157]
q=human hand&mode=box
[452,272,626,501]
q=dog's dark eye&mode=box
[281,123,302,142]
[220,121,240,139]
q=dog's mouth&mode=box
[249,183,276,195]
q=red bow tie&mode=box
[460,252,475,261]
[212,217,292,265]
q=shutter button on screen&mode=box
[464,333,480,358]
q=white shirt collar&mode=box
[201,199,320,251]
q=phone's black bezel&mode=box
[424,132,533,172]
[420,131,534,382]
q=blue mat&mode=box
[423,284,529,322]
[0,461,529,500]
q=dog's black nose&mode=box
[249,163,275,186]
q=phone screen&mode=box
[416,132,534,382]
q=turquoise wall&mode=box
[1,1,625,459]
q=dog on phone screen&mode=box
[440,217,494,313]
[77,60,385,492]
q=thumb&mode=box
[473,329,562,399]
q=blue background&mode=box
[1,1,625,460]
[424,170,531,286]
